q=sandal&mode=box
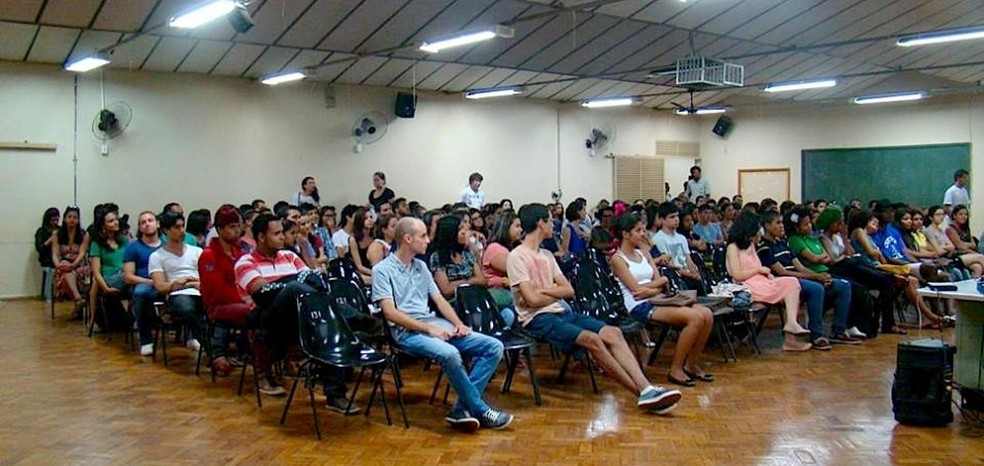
[667,374,696,387]
[882,326,908,335]
[684,368,715,382]
[811,337,833,351]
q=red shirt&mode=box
[234,249,309,299]
[199,237,248,312]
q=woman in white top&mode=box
[609,213,715,387]
[367,213,396,267]
[925,205,984,275]
[290,176,320,207]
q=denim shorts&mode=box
[525,305,605,348]
[629,302,657,321]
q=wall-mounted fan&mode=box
[585,122,616,157]
[352,111,388,153]
[92,101,132,155]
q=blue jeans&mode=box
[167,294,203,344]
[132,284,161,345]
[798,278,851,338]
[394,316,504,415]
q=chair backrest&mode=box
[586,249,630,315]
[454,285,511,338]
[327,278,371,316]
[296,292,360,361]
[570,258,620,322]
[689,250,716,295]
[711,245,728,282]
[658,265,688,293]
[327,257,362,283]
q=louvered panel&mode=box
[656,140,700,158]
[613,156,665,202]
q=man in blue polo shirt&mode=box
[758,210,860,350]
[372,217,512,432]
[123,211,166,356]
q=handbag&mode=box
[730,290,753,311]
[649,289,697,307]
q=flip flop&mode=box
[667,374,696,387]
[684,369,715,382]
[881,326,908,335]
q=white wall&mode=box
[0,61,695,298]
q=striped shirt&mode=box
[234,249,309,298]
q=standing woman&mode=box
[946,204,978,254]
[53,206,91,316]
[725,212,811,351]
[610,213,715,386]
[291,176,320,207]
[367,172,395,212]
[346,207,375,284]
[367,213,396,267]
[88,206,130,329]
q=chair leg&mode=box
[346,366,368,415]
[390,357,409,428]
[525,348,542,406]
[647,325,670,367]
[585,356,599,395]
[237,361,247,396]
[279,376,301,425]
[713,320,737,363]
[501,350,519,394]
[429,370,443,405]
[371,365,393,426]
[308,380,322,440]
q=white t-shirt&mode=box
[148,244,204,296]
[653,229,691,269]
[686,178,710,199]
[290,192,319,207]
[943,184,970,206]
[332,229,351,255]
[459,186,485,209]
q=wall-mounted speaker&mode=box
[712,115,733,137]
[227,4,255,33]
[395,92,416,119]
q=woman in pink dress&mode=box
[726,211,811,351]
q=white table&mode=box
[917,280,984,390]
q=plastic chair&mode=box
[454,285,541,405]
[280,292,405,439]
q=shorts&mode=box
[629,302,657,321]
[525,303,606,349]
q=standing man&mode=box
[943,169,970,216]
[372,217,512,432]
[685,166,710,200]
[459,172,485,209]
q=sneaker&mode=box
[140,343,154,357]
[478,408,514,430]
[637,385,683,413]
[828,333,861,345]
[211,357,233,377]
[325,396,361,415]
[186,339,201,352]
[444,408,480,432]
[845,327,867,339]
[257,376,287,396]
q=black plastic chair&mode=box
[454,285,541,405]
[280,292,405,439]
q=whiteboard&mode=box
[738,168,790,202]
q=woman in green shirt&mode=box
[88,206,129,328]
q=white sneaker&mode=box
[140,343,154,356]
[845,327,867,339]
[186,339,201,352]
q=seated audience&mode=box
[186,209,211,248]
[924,205,984,275]
[946,204,979,254]
[316,205,339,261]
[372,217,512,431]
[508,203,682,413]
[691,204,724,247]
[53,206,91,317]
[35,207,59,275]
[123,211,165,355]
[652,203,702,286]
[347,208,375,284]
[332,204,358,258]
[89,205,130,329]
[560,200,589,258]
[149,211,204,354]
[610,213,715,387]
[367,213,396,266]
[725,212,811,351]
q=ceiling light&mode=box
[464,87,524,99]
[581,97,634,108]
[675,106,727,115]
[764,78,837,93]
[261,71,307,86]
[64,53,111,72]
[420,30,496,53]
[897,26,984,47]
[852,91,925,105]
[169,0,238,29]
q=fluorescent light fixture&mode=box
[464,87,524,99]
[581,97,634,108]
[261,71,307,86]
[764,78,837,93]
[64,53,110,72]
[852,91,925,105]
[169,0,238,29]
[897,26,984,47]
[675,106,727,115]
[420,30,497,53]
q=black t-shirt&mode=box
[368,188,395,210]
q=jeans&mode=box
[207,302,252,359]
[798,278,850,338]
[167,294,203,344]
[132,284,161,345]
[394,316,504,415]
[829,262,897,332]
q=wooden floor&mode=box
[1,300,982,466]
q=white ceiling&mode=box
[1,0,982,109]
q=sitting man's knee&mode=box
[434,347,463,368]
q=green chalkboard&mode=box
[802,143,970,207]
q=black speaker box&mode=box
[892,338,954,426]
[395,92,416,118]
[712,115,732,137]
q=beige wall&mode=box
[0,61,698,297]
